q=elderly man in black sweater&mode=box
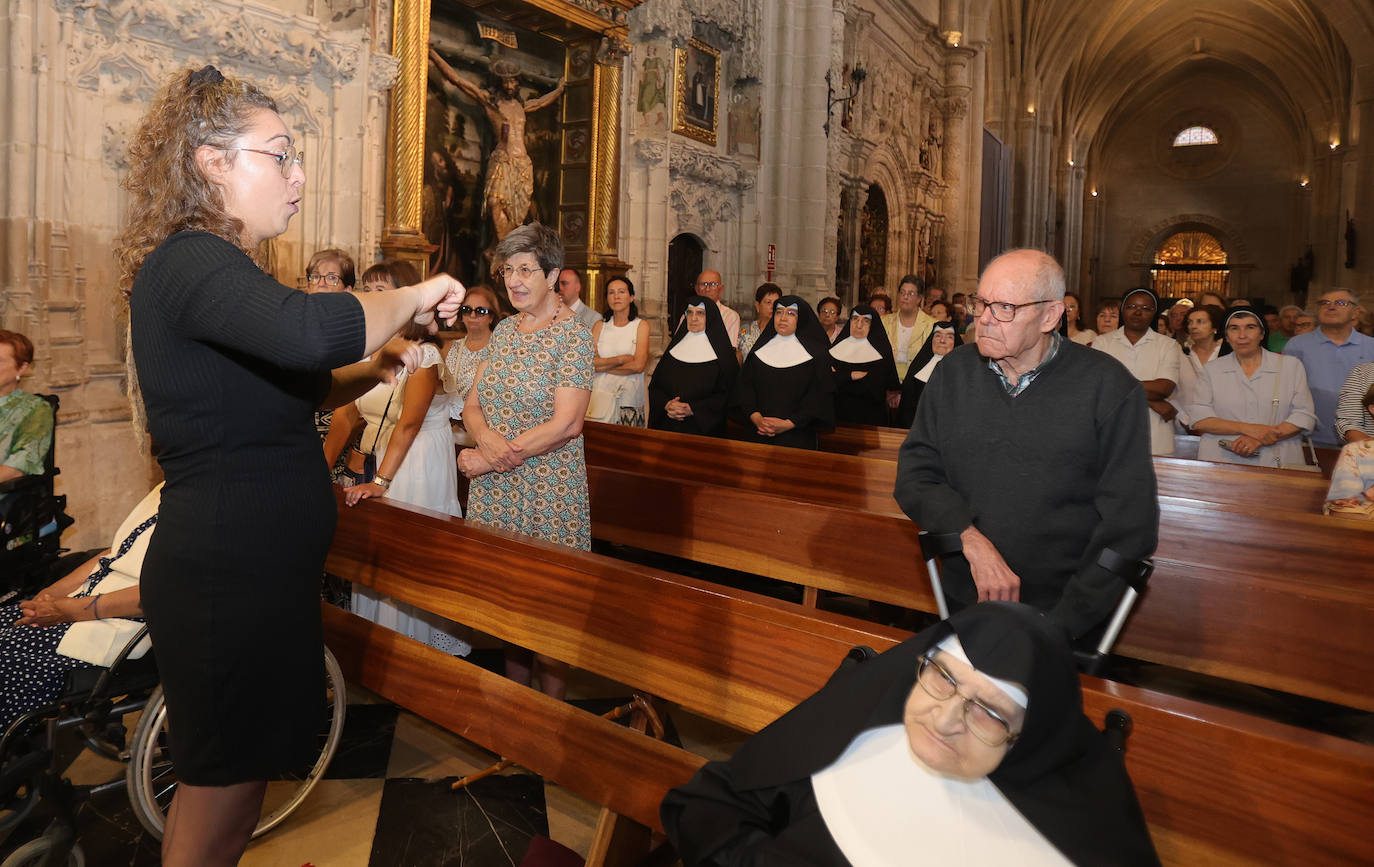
[895,249,1159,638]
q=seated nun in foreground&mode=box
[896,320,962,430]
[662,602,1159,867]
[732,296,836,450]
[829,304,899,426]
[649,298,740,437]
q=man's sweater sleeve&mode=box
[893,365,974,533]
[1049,380,1160,637]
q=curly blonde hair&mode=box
[114,66,278,300]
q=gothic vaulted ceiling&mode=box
[977,0,1374,157]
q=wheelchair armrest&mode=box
[0,474,45,497]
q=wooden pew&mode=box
[324,497,1374,866]
[580,423,1374,712]
[816,422,908,459]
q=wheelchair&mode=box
[0,626,346,866]
[0,394,75,602]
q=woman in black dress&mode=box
[896,320,962,429]
[733,296,836,450]
[662,602,1159,866]
[649,298,739,437]
[828,304,898,426]
[118,66,463,865]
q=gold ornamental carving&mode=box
[382,0,436,274]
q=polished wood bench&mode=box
[580,423,1374,711]
[324,496,1374,866]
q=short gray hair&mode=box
[494,222,564,274]
[984,248,1065,301]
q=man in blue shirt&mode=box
[1284,288,1374,446]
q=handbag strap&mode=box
[367,381,401,455]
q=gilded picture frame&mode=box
[674,38,720,146]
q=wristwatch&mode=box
[373,475,392,490]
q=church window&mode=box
[1172,125,1219,147]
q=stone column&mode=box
[938,46,976,291]
[1063,163,1086,291]
[1349,97,1374,293]
[380,0,435,274]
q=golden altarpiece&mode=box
[382,0,646,312]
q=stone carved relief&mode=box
[631,0,762,81]
[668,141,755,191]
[669,186,739,241]
[369,52,400,94]
[58,0,365,82]
[635,139,668,165]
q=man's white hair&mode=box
[982,248,1066,302]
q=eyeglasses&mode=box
[916,654,1019,747]
[1318,299,1356,308]
[968,295,1053,323]
[459,305,492,317]
[307,273,342,287]
[696,281,722,289]
[498,264,544,281]
[1123,302,1154,313]
[225,145,304,179]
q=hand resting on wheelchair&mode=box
[1,485,160,734]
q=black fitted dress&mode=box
[130,231,365,785]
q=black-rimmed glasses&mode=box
[968,295,1053,323]
[459,305,492,317]
[226,145,303,179]
[306,273,342,287]
[916,654,1019,747]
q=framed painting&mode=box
[674,38,720,146]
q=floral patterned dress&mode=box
[466,315,594,550]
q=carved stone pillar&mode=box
[584,37,631,312]
[381,0,436,275]
[1063,163,1086,291]
[938,91,970,290]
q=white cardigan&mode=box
[55,484,162,667]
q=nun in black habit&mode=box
[896,320,962,430]
[828,304,899,426]
[649,297,740,437]
[662,602,1159,867]
[732,295,837,450]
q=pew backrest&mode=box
[326,497,1374,866]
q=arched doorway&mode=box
[667,233,706,318]
[859,185,889,296]
[1150,230,1229,299]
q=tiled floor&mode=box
[1,665,746,867]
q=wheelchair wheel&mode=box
[125,647,346,841]
[0,837,84,867]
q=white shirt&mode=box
[896,323,914,363]
[1093,328,1184,455]
[569,298,601,329]
[717,300,741,348]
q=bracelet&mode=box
[92,595,101,621]
[373,475,392,490]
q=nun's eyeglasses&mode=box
[917,654,1019,747]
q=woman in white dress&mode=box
[324,259,468,656]
[590,275,650,426]
[443,285,502,438]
